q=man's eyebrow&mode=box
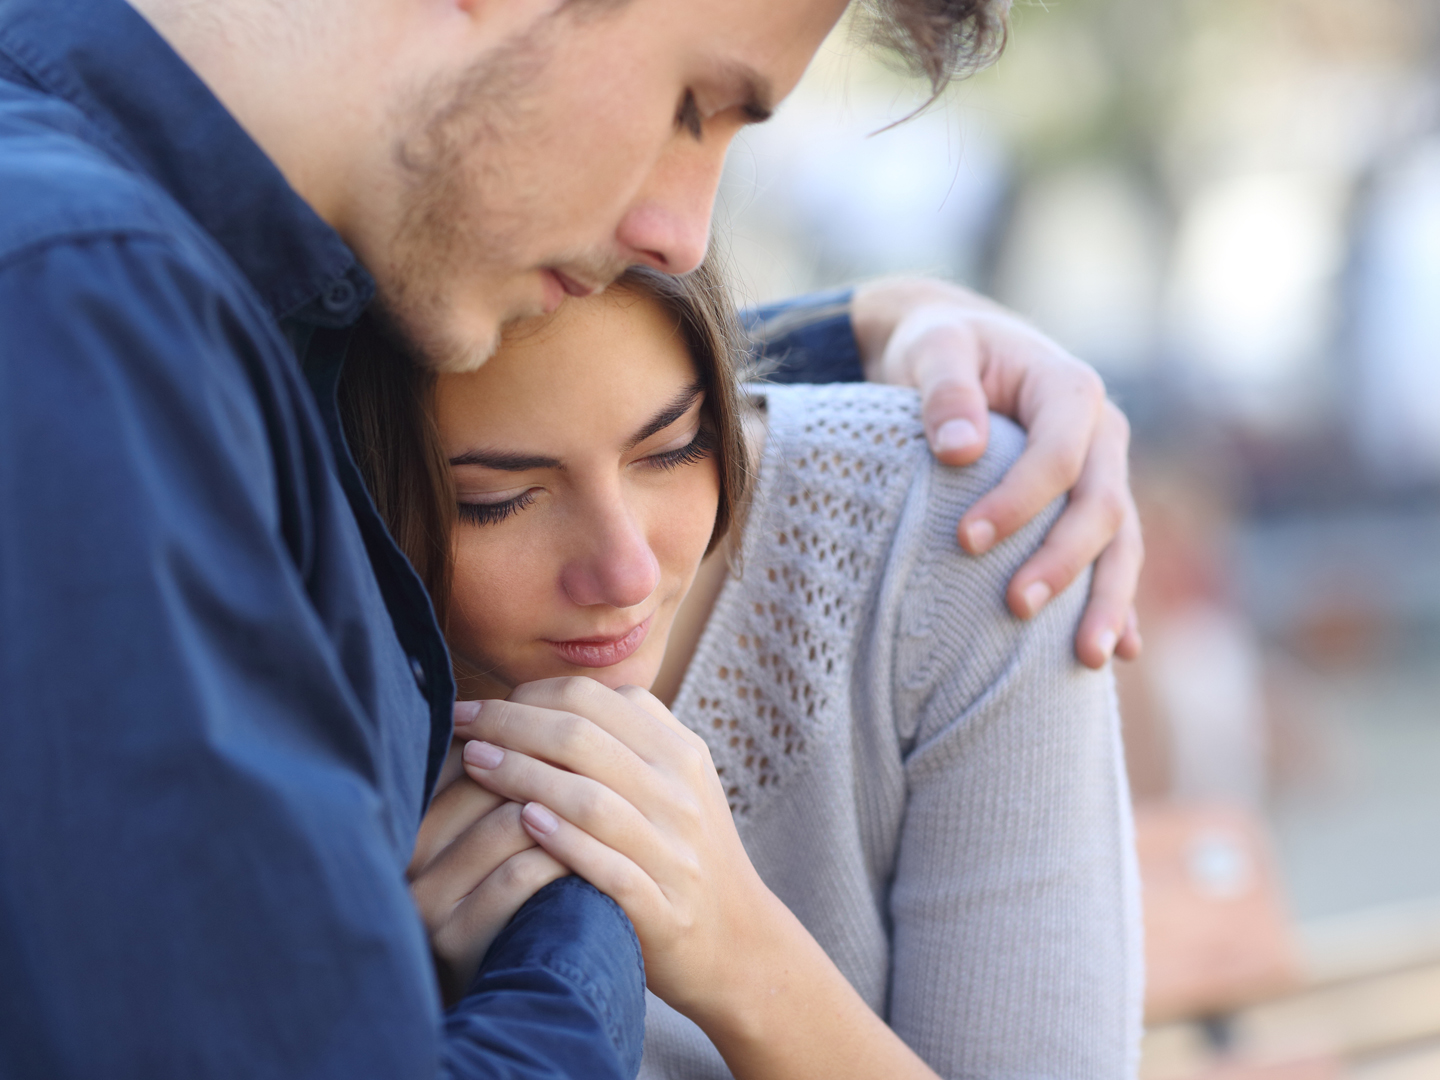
[625,382,705,451]
[448,449,563,471]
[717,60,774,123]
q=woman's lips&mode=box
[545,615,652,669]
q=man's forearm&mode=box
[443,878,645,1080]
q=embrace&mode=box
[0,1,1144,1078]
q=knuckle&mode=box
[1105,400,1132,443]
[668,859,704,904]
[536,851,568,878]
[1094,488,1127,533]
[670,791,705,834]
[620,869,652,909]
[1033,546,1084,590]
[554,711,596,758]
[574,781,612,824]
[558,674,603,707]
[432,923,464,961]
[1125,518,1146,560]
[499,852,547,894]
[602,860,643,907]
[493,857,526,893]
[669,899,699,937]
[492,800,526,834]
[1073,364,1106,405]
[1123,501,1144,537]
[922,377,982,413]
[412,888,451,935]
[676,723,709,754]
[674,846,704,885]
[1043,447,1086,492]
[674,740,711,782]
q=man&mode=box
[0,0,1140,1076]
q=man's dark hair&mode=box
[860,0,1010,97]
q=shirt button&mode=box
[409,656,427,692]
[321,278,357,316]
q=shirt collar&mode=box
[0,0,374,327]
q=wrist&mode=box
[678,888,833,1054]
[851,276,993,375]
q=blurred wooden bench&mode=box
[1136,802,1340,1080]
[1136,803,1440,1079]
[1139,802,1300,1026]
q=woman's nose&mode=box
[560,508,660,610]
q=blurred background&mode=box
[718,1,1440,1076]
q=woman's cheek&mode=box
[449,530,550,676]
[671,460,722,562]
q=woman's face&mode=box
[436,289,721,697]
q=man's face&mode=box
[356,0,848,372]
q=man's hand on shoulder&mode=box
[851,277,1144,670]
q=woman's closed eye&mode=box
[454,414,715,528]
[458,487,538,526]
[641,425,716,472]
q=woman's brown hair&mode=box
[338,256,752,633]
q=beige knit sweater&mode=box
[641,383,1142,1079]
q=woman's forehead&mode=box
[435,290,697,442]
[504,285,677,351]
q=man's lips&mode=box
[544,615,652,669]
[552,269,601,297]
[540,268,602,313]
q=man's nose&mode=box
[560,505,660,610]
[614,137,731,275]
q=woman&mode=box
[340,262,1141,1079]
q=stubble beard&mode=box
[372,21,629,374]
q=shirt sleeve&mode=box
[445,877,645,1079]
[884,417,1144,1078]
[0,236,643,1080]
[740,288,862,384]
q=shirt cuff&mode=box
[443,877,645,1080]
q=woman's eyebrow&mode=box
[448,449,563,471]
[624,382,705,451]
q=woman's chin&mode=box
[460,643,663,696]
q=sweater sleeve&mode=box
[883,418,1143,1078]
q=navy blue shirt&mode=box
[0,1,861,1077]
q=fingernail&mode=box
[1096,628,1117,661]
[522,802,558,835]
[934,418,979,454]
[463,740,504,769]
[1021,581,1052,617]
[453,699,483,726]
[963,519,996,554]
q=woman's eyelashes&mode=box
[644,425,715,471]
[455,427,714,527]
[458,489,537,526]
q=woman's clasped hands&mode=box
[437,677,779,1018]
[405,706,571,1004]
[410,680,941,1080]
